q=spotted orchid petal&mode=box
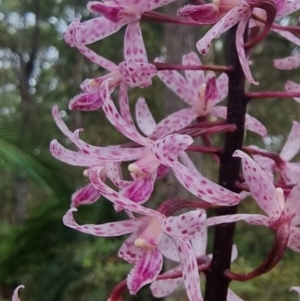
[292,214,300,227]
[69,90,103,111]
[65,20,117,71]
[233,150,282,219]
[121,172,157,204]
[253,155,275,173]
[63,208,146,236]
[171,161,240,206]
[118,61,157,88]
[249,146,276,173]
[50,139,144,163]
[127,248,163,295]
[176,240,202,301]
[124,21,147,63]
[191,227,207,257]
[178,3,223,24]
[245,114,268,137]
[12,286,25,301]
[272,28,300,47]
[152,134,194,167]
[150,108,198,139]
[74,129,144,159]
[50,140,107,166]
[288,226,300,252]
[53,105,144,161]
[52,105,73,137]
[158,234,179,261]
[182,52,205,90]
[150,265,183,298]
[285,80,300,103]
[281,162,300,185]
[156,69,194,106]
[280,121,300,161]
[236,10,258,85]
[216,72,229,102]
[101,79,151,146]
[106,163,127,190]
[65,17,126,46]
[204,213,270,227]
[76,43,119,72]
[277,0,300,17]
[160,210,206,240]
[284,182,300,219]
[71,183,101,207]
[153,226,240,300]
[89,167,161,217]
[119,83,136,130]
[196,4,250,56]
[274,53,300,70]
[106,162,130,189]
[135,98,157,136]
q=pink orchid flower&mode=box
[65,0,176,48]
[66,20,156,111]
[179,1,294,85]
[210,150,300,253]
[50,105,147,206]
[251,122,300,185]
[150,227,242,301]
[157,52,267,137]
[63,181,206,300]
[100,78,241,206]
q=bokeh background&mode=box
[0,0,300,300]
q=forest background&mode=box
[0,0,300,300]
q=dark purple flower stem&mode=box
[142,10,201,26]
[186,145,221,154]
[245,0,276,49]
[158,198,218,216]
[243,146,285,165]
[246,91,300,100]
[252,14,300,35]
[185,120,227,129]
[204,24,247,301]
[224,219,290,281]
[153,62,232,73]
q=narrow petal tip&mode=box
[12,286,25,301]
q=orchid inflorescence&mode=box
[13,0,300,301]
